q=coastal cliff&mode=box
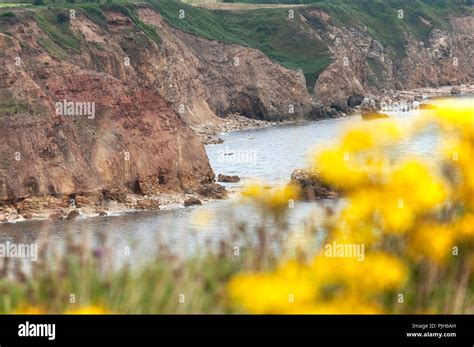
[0,7,217,209]
[0,1,472,220]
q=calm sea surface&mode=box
[0,102,454,267]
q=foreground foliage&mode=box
[229,99,474,313]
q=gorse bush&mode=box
[228,99,474,313]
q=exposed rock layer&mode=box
[313,13,474,110]
[0,12,215,203]
[137,7,337,124]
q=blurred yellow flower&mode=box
[227,261,316,313]
[242,182,299,216]
[340,121,402,152]
[457,214,474,240]
[409,224,455,264]
[66,305,110,314]
[388,160,447,210]
[311,253,406,293]
[13,306,45,314]
[228,250,407,314]
[228,98,473,314]
[316,148,369,189]
[432,98,474,133]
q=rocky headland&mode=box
[0,1,472,222]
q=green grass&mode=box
[0,10,19,30]
[145,0,470,87]
[0,89,29,118]
[366,56,384,85]
[34,8,82,53]
[0,233,249,314]
[77,3,109,29]
[147,0,331,90]
[222,0,471,59]
[0,3,30,8]
[37,36,69,59]
[87,2,162,44]
[5,3,161,58]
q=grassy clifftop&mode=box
[145,0,471,85]
[146,0,331,89]
[1,0,471,89]
[184,0,471,59]
[305,0,470,59]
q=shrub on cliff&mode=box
[56,10,69,23]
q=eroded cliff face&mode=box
[0,5,340,205]
[0,13,215,204]
[137,7,333,124]
[311,10,474,110]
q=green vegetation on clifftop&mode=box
[0,0,471,88]
[147,0,331,90]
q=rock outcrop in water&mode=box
[289,169,338,201]
[360,98,389,120]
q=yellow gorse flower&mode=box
[13,306,45,314]
[431,98,474,133]
[228,261,316,313]
[66,305,110,314]
[408,224,455,264]
[228,98,474,314]
[242,182,299,216]
[227,253,406,314]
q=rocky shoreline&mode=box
[1,85,471,224]
[352,84,474,116]
[0,183,227,224]
[191,113,280,145]
[193,84,474,145]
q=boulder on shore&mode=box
[289,169,338,201]
[360,97,389,120]
[217,174,240,183]
[450,87,461,95]
[361,112,389,120]
[136,198,160,211]
[49,212,64,221]
[66,210,80,220]
[184,197,202,207]
[195,183,228,200]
